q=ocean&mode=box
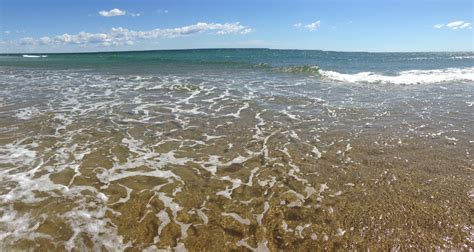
[0,49,473,250]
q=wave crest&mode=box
[320,67,474,85]
[278,65,321,75]
[22,55,48,58]
[253,63,321,75]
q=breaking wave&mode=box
[22,55,48,58]
[254,63,473,84]
[320,67,474,85]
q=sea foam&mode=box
[22,55,48,58]
[320,67,474,85]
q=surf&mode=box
[319,67,474,85]
[22,54,48,58]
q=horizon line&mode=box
[1,47,473,55]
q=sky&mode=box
[0,0,472,53]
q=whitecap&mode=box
[22,55,48,58]
[320,67,474,85]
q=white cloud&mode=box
[38,36,52,45]
[294,21,321,31]
[446,21,464,28]
[305,21,321,31]
[130,13,141,17]
[99,8,126,17]
[459,22,471,29]
[18,37,36,45]
[435,20,471,30]
[8,22,252,47]
[4,30,11,34]
[157,9,169,14]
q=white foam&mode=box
[15,107,40,120]
[226,102,249,118]
[295,224,311,238]
[63,205,131,251]
[216,176,243,199]
[450,55,474,59]
[196,209,209,225]
[22,55,48,58]
[0,143,37,166]
[256,202,270,225]
[156,210,170,241]
[336,228,346,236]
[0,208,49,244]
[468,188,474,200]
[158,193,190,240]
[281,220,293,232]
[281,109,299,120]
[319,183,329,193]
[320,67,474,85]
[201,153,257,175]
[312,147,322,159]
[236,239,270,252]
[221,212,251,225]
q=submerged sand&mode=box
[0,69,472,250]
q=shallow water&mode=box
[0,49,473,250]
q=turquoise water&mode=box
[1,49,473,73]
[0,49,473,250]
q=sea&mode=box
[0,49,473,250]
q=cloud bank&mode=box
[7,22,252,48]
[99,8,126,17]
[434,20,472,30]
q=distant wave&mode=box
[407,55,474,61]
[22,55,48,58]
[253,63,271,68]
[319,67,474,85]
[450,55,474,60]
[254,63,321,75]
[278,65,321,74]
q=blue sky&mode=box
[0,0,472,53]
